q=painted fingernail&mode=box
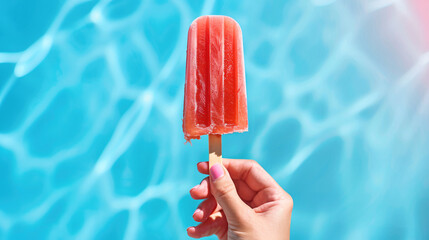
[210,163,224,181]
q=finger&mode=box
[198,160,279,192]
[197,161,209,174]
[198,162,256,202]
[223,159,280,192]
[187,211,227,239]
[190,178,256,203]
[193,197,218,222]
[235,179,257,202]
[251,186,292,209]
[209,163,251,222]
[190,177,210,199]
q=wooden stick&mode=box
[209,134,222,168]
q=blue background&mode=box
[0,0,429,239]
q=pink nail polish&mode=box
[210,163,224,181]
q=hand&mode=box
[187,159,293,240]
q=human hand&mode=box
[187,159,293,240]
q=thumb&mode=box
[209,163,249,221]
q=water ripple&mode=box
[0,0,428,239]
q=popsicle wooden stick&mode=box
[209,134,222,168]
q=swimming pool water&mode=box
[0,0,428,239]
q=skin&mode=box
[187,159,293,240]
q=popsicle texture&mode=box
[183,16,248,142]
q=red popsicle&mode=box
[183,15,248,167]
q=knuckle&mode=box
[283,193,294,211]
[246,159,261,171]
[248,159,258,167]
[215,181,236,199]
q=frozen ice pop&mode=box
[183,15,248,167]
[183,16,248,140]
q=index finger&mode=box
[197,159,280,192]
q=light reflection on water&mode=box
[0,0,428,239]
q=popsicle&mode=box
[183,15,248,167]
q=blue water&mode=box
[1,0,429,239]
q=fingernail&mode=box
[187,226,195,233]
[210,163,224,181]
[193,208,203,218]
[191,185,199,191]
